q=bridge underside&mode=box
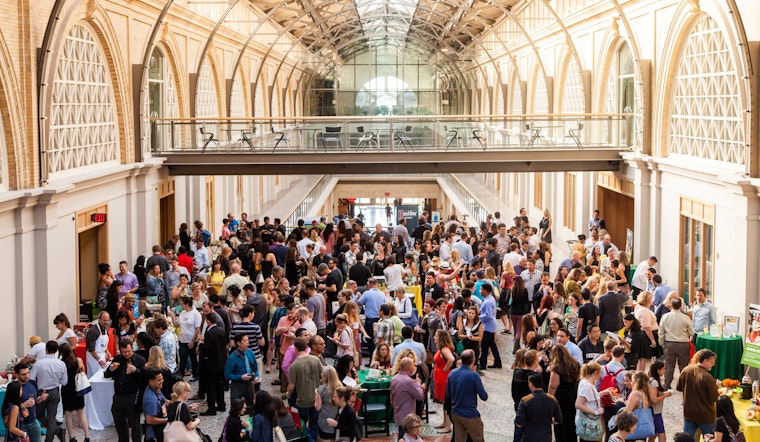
[161,149,624,175]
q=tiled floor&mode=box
[67,332,690,442]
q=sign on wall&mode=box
[396,205,419,235]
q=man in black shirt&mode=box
[577,323,605,363]
[348,255,372,290]
[105,338,146,442]
[422,272,444,301]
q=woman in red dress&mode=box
[433,329,456,434]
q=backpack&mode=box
[599,365,624,407]
[201,229,211,247]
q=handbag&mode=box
[722,417,746,442]
[401,298,419,327]
[626,395,655,440]
[164,404,200,442]
[75,372,91,397]
[273,426,288,442]
[576,381,604,441]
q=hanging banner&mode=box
[740,304,760,368]
[396,205,419,235]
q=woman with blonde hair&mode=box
[145,346,175,398]
[500,261,516,334]
[344,301,366,366]
[391,348,419,375]
[450,248,461,266]
[539,209,553,244]
[166,381,201,435]
[315,366,342,442]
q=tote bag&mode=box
[164,404,200,442]
[75,372,91,397]
[625,395,655,440]
[576,380,603,441]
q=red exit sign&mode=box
[90,213,107,223]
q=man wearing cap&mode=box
[26,336,46,362]
[119,293,142,325]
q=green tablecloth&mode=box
[357,369,391,421]
[695,334,744,380]
[358,369,391,390]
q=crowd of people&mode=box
[10,208,737,442]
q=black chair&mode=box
[320,126,342,150]
[360,389,391,436]
[271,127,289,152]
[239,126,256,151]
[355,126,377,150]
[394,125,413,150]
[444,125,462,150]
[199,127,219,152]
[470,129,486,149]
[566,121,584,148]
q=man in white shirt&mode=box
[439,234,453,262]
[631,256,658,299]
[26,336,46,361]
[31,341,68,442]
[383,255,409,291]
[502,243,522,270]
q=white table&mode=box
[83,369,114,430]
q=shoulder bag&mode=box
[722,417,746,442]
[163,403,200,442]
[575,380,604,441]
[75,372,92,397]
[625,393,655,440]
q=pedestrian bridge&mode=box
[150,114,632,175]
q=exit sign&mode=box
[91,213,107,223]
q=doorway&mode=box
[78,227,101,304]
[596,186,634,251]
[158,179,176,247]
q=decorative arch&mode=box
[0,28,28,190]
[654,1,751,169]
[38,2,131,179]
[557,49,585,114]
[528,62,549,114]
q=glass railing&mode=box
[438,174,491,226]
[150,113,633,154]
[283,175,332,228]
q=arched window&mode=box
[561,57,584,114]
[532,67,549,114]
[0,107,6,191]
[196,57,220,147]
[147,47,179,153]
[603,42,635,147]
[670,16,744,167]
[48,24,118,175]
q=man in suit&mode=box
[199,312,228,415]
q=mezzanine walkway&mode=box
[150,114,632,175]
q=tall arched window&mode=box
[670,16,744,167]
[147,47,179,153]
[0,107,7,191]
[561,57,584,114]
[603,42,635,147]
[532,67,549,114]
[48,24,118,175]
[196,57,220,147]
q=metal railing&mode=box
[438,174,491,226]
[282,175,332,228]
[149,113,633,154]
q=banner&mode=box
[740,304,760,368]
[396,205,419,235]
